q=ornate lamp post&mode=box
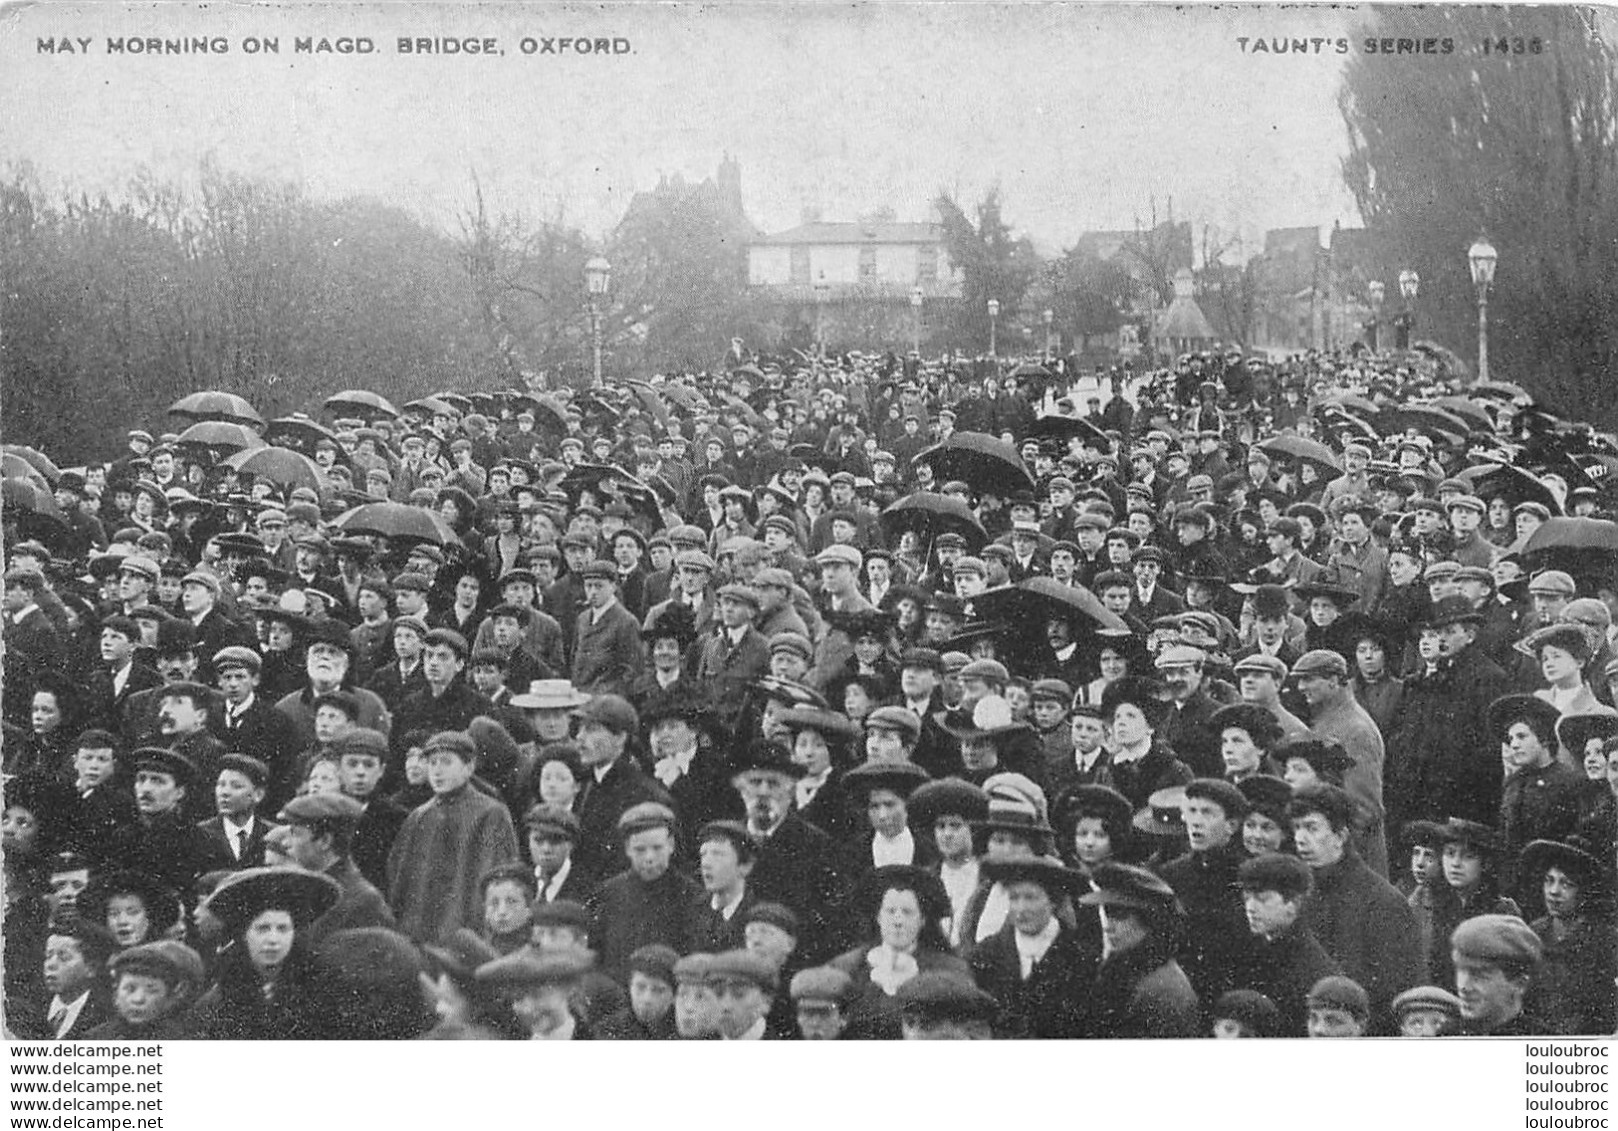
[584,256,611,388]
[910,285,924,354]
[1468,235,1497,383]
[1366,280,1385,352]
[987,298,1000,357]
[1398,269,1420,350]
[1043,308,1054,359]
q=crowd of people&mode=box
[2,340,1616,1041]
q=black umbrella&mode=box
[1025,414,1111,451]
[1434,397,1495,433]
[559,463,664,530]
[175,421,267,454]
[880,492,988,551]
[1471,381,1532,403]
[620,381,672,434]
[169,391,265,429]
[324,390,401,420]
[403,396,458,418]
[1323,393,1379,419]
[265,416,340,453]
[2,445,61,486]
[223,447,326,493]
[1519,517,1618,584]
[1457,462,1563,515]
[1258,434,1342,476]
[912,431,1036,498]
[3,452,50,489]
[1380,404,1471,441]
[2,477,69,548]
[973,576,1130,635]
[331,501,462,547]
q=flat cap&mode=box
[814,544,863,570]
[1392,985,1463,1020]
[740,901,800,937]
[1154,644,1207,669]
[132,746,197,784]
[768,632,814,662]
[628,944,680,987]
[1526,570,1577,596]
[959,658,1010,684]
[108,940,205,989]
[1183,777,1251,819]
[1236,852,1314,899]
[475,950,595,991]
[864,705,922,740]
[278,791,364,825]
[674,549,716,572]
[716,583,761,610]
[893,971,999,1023]
[705,949,778,992]
[789,965,854,1006]
[524,803,581,839]
[617,801,678,838]
[212,645,262,674]
[1291,649,1349,678]
[571,693,638,734]
[1232,652,1289,680]
[217,753,270,789]
[1307,975,1370,1020]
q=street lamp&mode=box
[584,255,611,388]
[987,298,1000,357]
[814,273,830,355]
[1366,280,1385,352]
[1398,269,1420,350]
[910,286,924,354]
[1468,235,1497,383]
[1043,308,1054,359]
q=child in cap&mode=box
[35,920,119,1039]
[1391,984,1462,1037]
[87,940,204,1039]
[595,943,680,1040]
[790,965,854,1040]
[478,862,537,955]
[1400,819,1447,966]
[1305,974,1370,1038]
[1210,988,1283,1038]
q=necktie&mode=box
[233,829,247,860]
[48,1005,65,1028]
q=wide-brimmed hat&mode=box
[1513,622,1594,665]
[1484,693,1562,744]
[941,695,1033,741]
[1518,837,1612,899]
[1077,861,1185,920]
[1433,816,1503,855]
[509,679,592,710]
[841,760,931,803]
[203,865,341,933]
[1557,711,1618,757]
[750,675,830,710]
[981,857,1086,898]
[775,704,861,742]
[851,864,953,925]
[1422,594,1484,627]
[80,870,183,934]
[906,778,990,828]
[971,800,1054,840]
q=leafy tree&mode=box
[1043,249,1140,352]
[1340,6,1618,415]
[934,188,1039,352]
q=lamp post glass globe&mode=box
[1469,236,1497,290]
[1399,269,1419,301]
[584,256,611,296]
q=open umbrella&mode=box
[558,463,664,530]
[658,382,702,411]
[331,501,462,547]
[1025,414,1111,451]
[1457,462,1563,515]
[324,390,400,420]
[1519,517,1618,583]
[403,396,457,418]
[169,391,264,429]
[223,447,326,493]
[2,445,61,485]
[1,477,69,548]
[1323,393,1380,419]
[1258,434,1342,476]
[175,421,267,454]
[265,416,339,453]
[1378,404,1472,442]
[1471,381,1532,403]
[880,492,988,551]
[912,431,1036,498]
[620,381,672,434]
[1434,397,1495,433]
[502,392,569,432]
[2,452,49,489]
[732,363,765,381]
[973,576,1130,635]
[719,393,766,432]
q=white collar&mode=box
[871,827,915,866]
[1055,642,1077,661]
[1112,739,1152,766]
[1014,916,1061,973]
[725,1016,768,1040]
[229,693,256,717]
[537,856,573,900]
[711,883,747,919]
[47,990,91,1036]
[593,761,616,784]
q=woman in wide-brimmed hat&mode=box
[1075,861,1198,1038]
[185,866,341,1040]
[826,865,968,1039]
[1426,817,1521,990]
[777,705,862,842]
[1517,837,1616,1035]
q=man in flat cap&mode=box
[1157,778,1254,1003]
[475,950,595,1040]
[707,949,780,1040]
[570,561,645,698]
[1293,648,1388,876]
[893,971,999,1040]
[1450,913,1543,1035]
[386,731,520,944]
[107,747,212,897]
[571,694,672,880]
[588,802,698,984]
[197,753,278,871]
[278,791,397,948]
[393,628,497,747]
[692,583,771,727]
[790,965,854,1040]
[210,646,303,813]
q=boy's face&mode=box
[743,921,795,969]
[713,980,769,1038]
[214,770,263,818]
[43,935,92,999]
[1031,699,1066,730]
[1306,1007,1363,1038]
[797,1001,847,1040]
[75,745,117,789]
[511,984,574,1037]
[313,706,354,744]
[674,981,720,1039]
[1070,714,1105,753]
[426,749,476,795]
[529,832,572,876]
[483,879,533,937]
[629,972,674,1026]
[403,746,428,785]
[1400,1009,1449,1037]
[115,972,174,1026]
[338,753,385,799]
[867,790,907,838]
[933,814,974,862]
[698,838,747,895]
[49,867,91,919]
[626,826,674,881]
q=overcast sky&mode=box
[2,2,1369,255]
